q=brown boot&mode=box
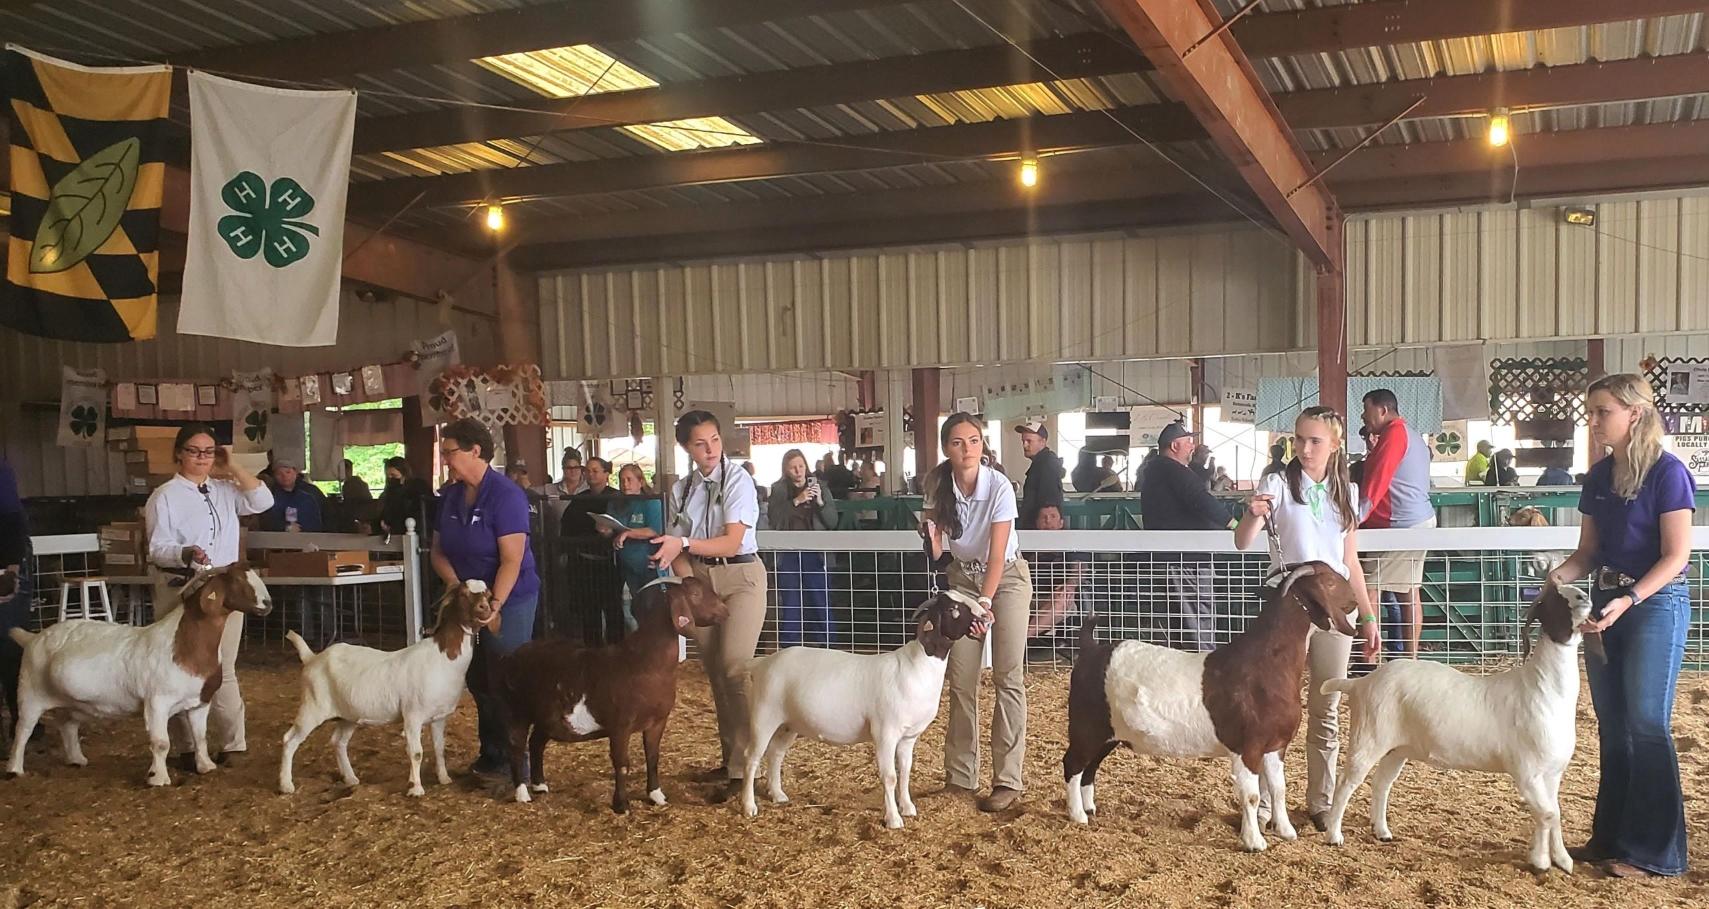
[978,786,1023,812]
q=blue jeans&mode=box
[468,591,538,768]
[775,551,832,648]
[621,563,661,631]
[1584,580,1690,875]
[1380,592,1406,655]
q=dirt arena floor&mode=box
[3,650,1708,908]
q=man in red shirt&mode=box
[1358,389,1437,659]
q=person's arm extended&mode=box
[1360,431,1403,523]
[1549,520,1599,585]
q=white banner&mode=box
[1222,387,1257,424]
[1435,343,1490,420]
[57,366,106,448]
[1669,435,1709,480]
[413,330,460,422]
[1665,364,1709,406]
[854,410,887,448]
[230,368,275,454]
[179,72,356,347]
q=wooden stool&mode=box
[58,577,115,623]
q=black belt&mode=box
[1593,567,1637,591]
[693,553,758,566]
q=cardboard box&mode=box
[107,426,179,450]
[266,550,370,578]
[124,473,172,495]
[98,522,149,571]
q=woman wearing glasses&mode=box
[143,424,273,768]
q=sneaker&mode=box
[978,786,1023,812]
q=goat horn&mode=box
[1519,601,1538,661]
[1275,563,1317,602]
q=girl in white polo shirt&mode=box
[921,412,1033,813]
[1234,405,1379,829]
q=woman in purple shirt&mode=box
[1550,374,1694,878]
[430,418,540,777]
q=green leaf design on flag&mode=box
[30,137,140,274]
[217,171,322,269]
[244,410,269,443]
[69,404,100,438]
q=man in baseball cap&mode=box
[1140,419,1234,652]
[1013,419,1064,529]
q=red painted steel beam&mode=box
[1097,0,1340,267]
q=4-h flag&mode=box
[1,46,171,342]
[57,366,107,448]
[179,72,355,347]
[230,367,275,454]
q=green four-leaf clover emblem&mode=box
[68,405,100,438]
[244,410,269,443]
[217,172,320,268]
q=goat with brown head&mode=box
[496,574,731,812]
[429,581,498,660]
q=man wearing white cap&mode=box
[1013,420,1064,530]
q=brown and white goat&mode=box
[279,580,496,796]
[7,563,272,786]
[1063,562,1358,851]
[494,576,729,812]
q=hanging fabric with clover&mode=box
[1,46,171,342]
[230,367,275,455]
[56,366,107,448]
[179,72,356,347]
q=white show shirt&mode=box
[936,465,1020,565]
[145,474,275,569]
[1257,471,1357,580]
[669,458,759,555]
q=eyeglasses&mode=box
[182,447,218,459]
[439,447,467,459]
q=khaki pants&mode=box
[1260,608,1355,817]
[685,559,768,780]
[153,574,247,755]
[944,558,1033,792]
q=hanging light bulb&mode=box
[485,203,505,232]
[1487,109,1511,148]
[1018,157,1039,188]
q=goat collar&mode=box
[639,575,683,593]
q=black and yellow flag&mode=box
[2,46,170,342]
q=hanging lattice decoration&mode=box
[1488,357,1588,426]
[1647,356,1709,415]
[427,364,548,426]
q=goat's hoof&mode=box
[769,791,788,805]
[437,775,452,786]
[884,815,904,830]
[1375,832,1395,843]
[1274,827,1298,842]
[407,785,426,797]
[195,762,217,775]
[648,788,666,807]
[530,783,549,793]
[1558,859,1575,876]
[742,802,758,819]
[7,770,23,779]
[900,803,917,818]
[513,784,532,803]
[66,757,88,768]
[1068,810,1090,825]
[146,774,170,788]
[279,782,296,795]
[611,801,629,815]
[1325,832,1344,847]
[1239,836,1269,853]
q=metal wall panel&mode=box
[538,226,1307,380]
[0,294,497,404]
[680,372,861,419]
[1347,191,1709,348]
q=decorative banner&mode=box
[330,372,355,396]
[1,47,171,342]
[1435,343,1491,420]
[308,410,341,480]
[1256,376,1443,438]
[56,366,106,447]
[429,364,548,427]
[360,364,385,397]
[270,408,306,467]
[412,330,461,421]
[1222,387,1257,424]
[179,72,356,347]
[981,367,1088,422]
[745,420,838,447]
[953,396,980,415]
[279,376,302,411]
[1431,420,1470,462]
[300,374,322,406]
[1129,405,1180,449]
[230,368,275,454]
[1091,395,1122,412]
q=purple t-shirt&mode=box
[1578,451,1696,578]
[436,467,539,600]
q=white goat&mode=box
[278,580,495,796]
[740,591,979,828]
[6,565,272,786]
[1321,582,1593,874]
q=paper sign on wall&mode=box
[1222,387,1257,424]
